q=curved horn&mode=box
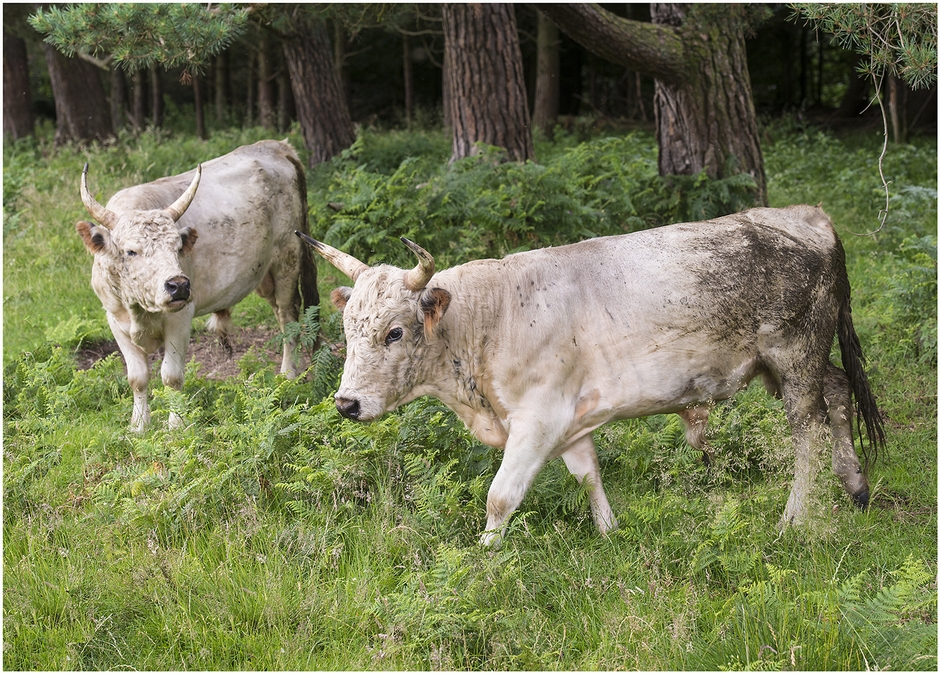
[294,230,370,281]
[401,237,435,291]
[164,164,202,222]
[80,163,118,229]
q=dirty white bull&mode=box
[297,205,884,544]
[78,140,317,431]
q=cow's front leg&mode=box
[560,434,617,534]
[481,416,563,546]
[161,311,193,429]
[108,313,151,432]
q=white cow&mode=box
[78,139,317,431]
[297,205,884,544]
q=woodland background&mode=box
[5,4,936,151]
[3,3,938,671]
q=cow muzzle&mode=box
[335,397,361,421]
[164,275,191,308]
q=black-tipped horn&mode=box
[165,164,202,222]
[295,230,370,281]
[401,237,435,291]
[80,163,118,229]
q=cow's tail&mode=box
[286,151,320,315]
[835,265,886,468]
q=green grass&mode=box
[4,120,936,670]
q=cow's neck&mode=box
[409,265,510,449]
[127,307,167,353]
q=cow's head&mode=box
[297,232,451,421]
[76,163,201,314]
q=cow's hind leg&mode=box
[560,434,617,534]
[824,363,869,507]
[678,405,713,464]
[256,264,302,378]
[206,309,234,357]
[780,376,828,527]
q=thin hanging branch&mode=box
[846,73,891,237]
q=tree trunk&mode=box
[282,17,356,166]
[442,3,534,163]
[403,33,414,128]
[538,3,767,205]
[42,42,113,145]
[333,21,352,113]
[130,69,145,130]
[441,47,452,129]
[110,67,126,132]
[214,52,229,124]
[532,11,560,138]
[258,32,276,130]
[650,5,765,203]
[245,49,255,126]
[193,74,207,140]
[276,48,294,133]
[834,53,869,120]
[887,76,909,144]
[3,30,34,140]
[150,65,163,128]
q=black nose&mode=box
[165,276,191,300]
[336,397,360,420]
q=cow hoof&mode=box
[168,412,185,430]
[851,489,870,509]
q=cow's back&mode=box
[465,205,841,337]
[441,205,846,417]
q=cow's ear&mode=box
[179,226,198,255]
[330,286,352,313]
[76,221,109,254]
[420,287,451,338]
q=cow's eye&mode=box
[385,327,403,345]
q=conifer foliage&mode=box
[29,3,249,75]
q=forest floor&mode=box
[72,326,280,380]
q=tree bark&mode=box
[282,17,356,166]
[538,3,767,205]
[3,30,34,140]
[42,42,113,145]
[130,69,145,130]
[193,74,207,140]
[214,52,230,124]
[276,48,294,133]
[403,33,414,128]
[150,65,163,128]
[442,3,534,163]
[887,76,908,144]
[441,46,452,129]
[332,21,352,113]
[532,10,560,138]
[245,48,255,126]
[110,67,126,132]
[258,32,276,130]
